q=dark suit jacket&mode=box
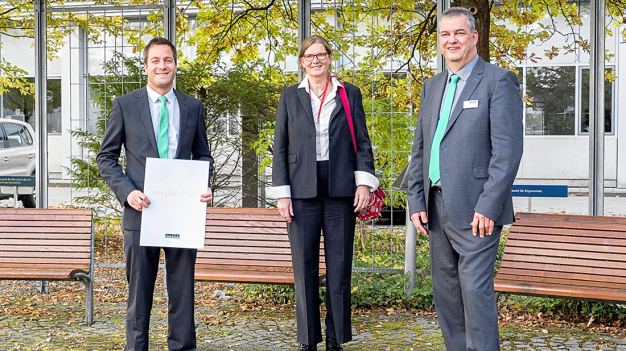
[97,87,213,230]
[408,57,524,229]
[272,81,375,198]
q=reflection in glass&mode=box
[525,66,575,135]
[581,68,613,134]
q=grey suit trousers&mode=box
[429,190,501,351]
[123,230,197,351]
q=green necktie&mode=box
[429,74,460,184]
[157,95,169,159]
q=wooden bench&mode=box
[494,212,626,303]
[0,208,94,325]
[196,208,326,285]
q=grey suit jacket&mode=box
[272,82,376,198]
[408,57,523,229]
[97,87,214,231]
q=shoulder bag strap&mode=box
[337,82,357,153]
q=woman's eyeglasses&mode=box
[303,53,328,62]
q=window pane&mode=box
[4,124,25,147]
[581,68,613,134]
[525,66,575,135]
[1,78,62,134]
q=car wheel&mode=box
[19,194,36,208]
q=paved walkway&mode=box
[1,287,625,351]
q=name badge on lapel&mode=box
[463,100,479,109]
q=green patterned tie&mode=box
[157,96,169,159]
[429,74,460,184]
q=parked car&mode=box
[0,118,36,207]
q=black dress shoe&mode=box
[297,344,317,351]
[326,337,344,351]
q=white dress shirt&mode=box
[147,85,180,159]
[267,75,379,199]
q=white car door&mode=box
[1,123,35,176]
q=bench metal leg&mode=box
[37,280,49,294]
[75,273,94,326]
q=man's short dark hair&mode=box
[143,37,177,65]
[442,7,476,32]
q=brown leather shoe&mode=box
[326,337,344,351]
[297,344,317,351]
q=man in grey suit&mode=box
[97,37,213,351]
[408,7,523,351]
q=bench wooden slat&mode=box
[206,239,292,248]
[505,233,626,246]
[196,263,294,272]
[0,208,91,215]
[494,273,626,291]
[511,226,626,240]
[196,258,294,267]
[196,251,295,261]
[505,240,626,254]
[201,246,293,254]
[206,227,289,235]
[514,212,626,224]
[0,227,92,234]
[0,214,93,221]
[513,218,626,232]
[206,220,287,228]
[196,258,325,267]
[195,270,297,284]
[0,262,91,269]
[503,246,626,262]
[494,280,626,303]
[205,213,285,222]
[0,256,91,263]
[0,245,91,252]
[500,253,626,270]
[2,218,91,230]
[0,233,97,239]
[206,208,281,215]
[205,233,289,241]
[0,268,89,281]
[0,239,92,246]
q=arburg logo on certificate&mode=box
[140,158,211,249]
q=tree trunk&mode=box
[241,115,259,208]
[451,0,490,62]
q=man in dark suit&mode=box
[408,7,523,351]
[97,37,213,351]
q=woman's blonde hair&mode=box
[298,35,333,70]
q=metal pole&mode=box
[404,205,417,296]
[297,0,311,81]
[436,0,450,73]
[164,0,177,90]
[163,0,176,44]
[163,0,176,297]
[589,0,605,216]
[34,0,48,209]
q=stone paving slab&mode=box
[1,298,626,351]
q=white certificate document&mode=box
[140,158,210,249]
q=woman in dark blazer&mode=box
[270,35,378,351]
